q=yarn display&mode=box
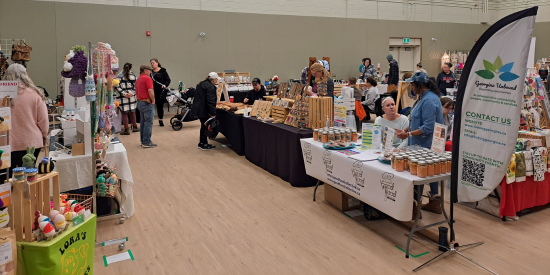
[61,50,87,78]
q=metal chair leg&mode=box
[313,180,321,201]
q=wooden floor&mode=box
[94,109,550,275]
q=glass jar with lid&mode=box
[328,131,335,141]
[395,156,405,172]
[403,155,409,171]
[351,130,358,142]
[433,159,441,175]
[418,161,427,178]
[446,156,452,172]
[313,129,319,141]
[426,160,435,177]
[335,131,341,141]
[439,158,447,174]
[346,130,352,141]
[410,158,418,175]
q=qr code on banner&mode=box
[461,159,485,187]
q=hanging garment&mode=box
[515,152,526,182]
[524,149,534,176]
[533,147,545,181]
[450,52,459,71]
[441,51,450,69]
[506,154,516,184]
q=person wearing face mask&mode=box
[437,62,455,96]
[440,97,454,140]
[395,71,443,218]
[244,78,266,105]
[375,97,408,148]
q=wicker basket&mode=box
[63,193,93,211]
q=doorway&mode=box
[389,38,422,78]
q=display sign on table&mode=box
[362,123,381,150]
[334,105,346,127]
[383,127,395,150]
[452,7,538,202]
[0,81,18,99]
[431,123,447,154]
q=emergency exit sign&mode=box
[403,38,410,43]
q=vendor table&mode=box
[243,117,317,187]
[499,174,550,218]
[17,215,97,275]
[216,109,245,155]
[300,139,451,257]
[50,140,135,218]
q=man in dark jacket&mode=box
[244,78,266,105]
[387,54,399,86]
[191,72,218,150]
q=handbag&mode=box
[11,40,32,61]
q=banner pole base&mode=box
[408,234,497,274]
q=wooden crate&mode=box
[11,172,60,242]
[308,97,333,129]
[271,106,290,121]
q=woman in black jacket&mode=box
[150,58,171,126]
[191,72,218,150]
[436,62,455,96]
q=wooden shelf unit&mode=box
[217,72,251,85]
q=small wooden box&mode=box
[308,97,333,129]
[10,172,60,242]
[271,106,290,121]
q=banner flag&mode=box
[451,7,538,202]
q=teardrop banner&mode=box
[451,7,538,202]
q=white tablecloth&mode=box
[300,139,449,221]
[50,143,135,218]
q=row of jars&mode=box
[313,128,358,143]
[391,150,453,178]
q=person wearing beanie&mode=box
[135,64,157,148]
[244,78,267,105]
[191,72,218,150]
[387,54,399,86]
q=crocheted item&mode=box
[61,50,87,78]
[22,146,36,168]
[69,77,86,98]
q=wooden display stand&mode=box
[308,97,333,129]
[271,106,290,121]
[217,72,251,84]
[11,172,60,242]
[396,82,412,110]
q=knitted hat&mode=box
[387,54,394,61]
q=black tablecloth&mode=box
[243,117,317,187]
[220,91,248,103]
[216,109,245,155]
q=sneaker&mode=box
[199,143,216,150]
[142,143,157,148]
[159,120,164,127]
[198,143,205,149]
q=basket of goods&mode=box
[95,160,119,198]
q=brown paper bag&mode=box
[0,228,17,274]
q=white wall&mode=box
[35,0,550,23]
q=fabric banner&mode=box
[17,215,96,275]
[451,7,538,202]
[301,139,414,221]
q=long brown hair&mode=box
[123,63,132,80]
[150,58,161,68]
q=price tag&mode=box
[72,214,85,226]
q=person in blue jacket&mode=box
[396,71,444,218]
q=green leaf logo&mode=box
[475,56,518,82]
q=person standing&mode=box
[416,62,427,74]
[244,78,266,105]
[192,72,218,150]
[437,62,455,96]
[396,72,443,218]
[361,58,376,81]
[362,77,380,119]
[150,58,171,127]
[440,97,454,140]
[1,64,48,178]
[116,63,139,135]
[135,65,157,148]
[387,54,399,86]
[306,63,334,97]
[349,77,366,131]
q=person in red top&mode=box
[135,65,157,148]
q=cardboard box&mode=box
[324,184,361,212]
[71,143,86,156]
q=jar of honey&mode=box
[391,154,398,169]
[418,161,427,178]
[403,155,409,171]
[313,129,319,141]
[346,130,352,141]
[426,160,435,177]
[446,156,452,172]
[410,158,418,175]
[439,158,447,174]
[351,130,358,142]
[433,159,441,175]
[335,131,341,141]
[321,131,329,143]
[395,156,404,172]
[328,131,335,141]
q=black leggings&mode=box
[199,117,208,144]
[156,101,165,120]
